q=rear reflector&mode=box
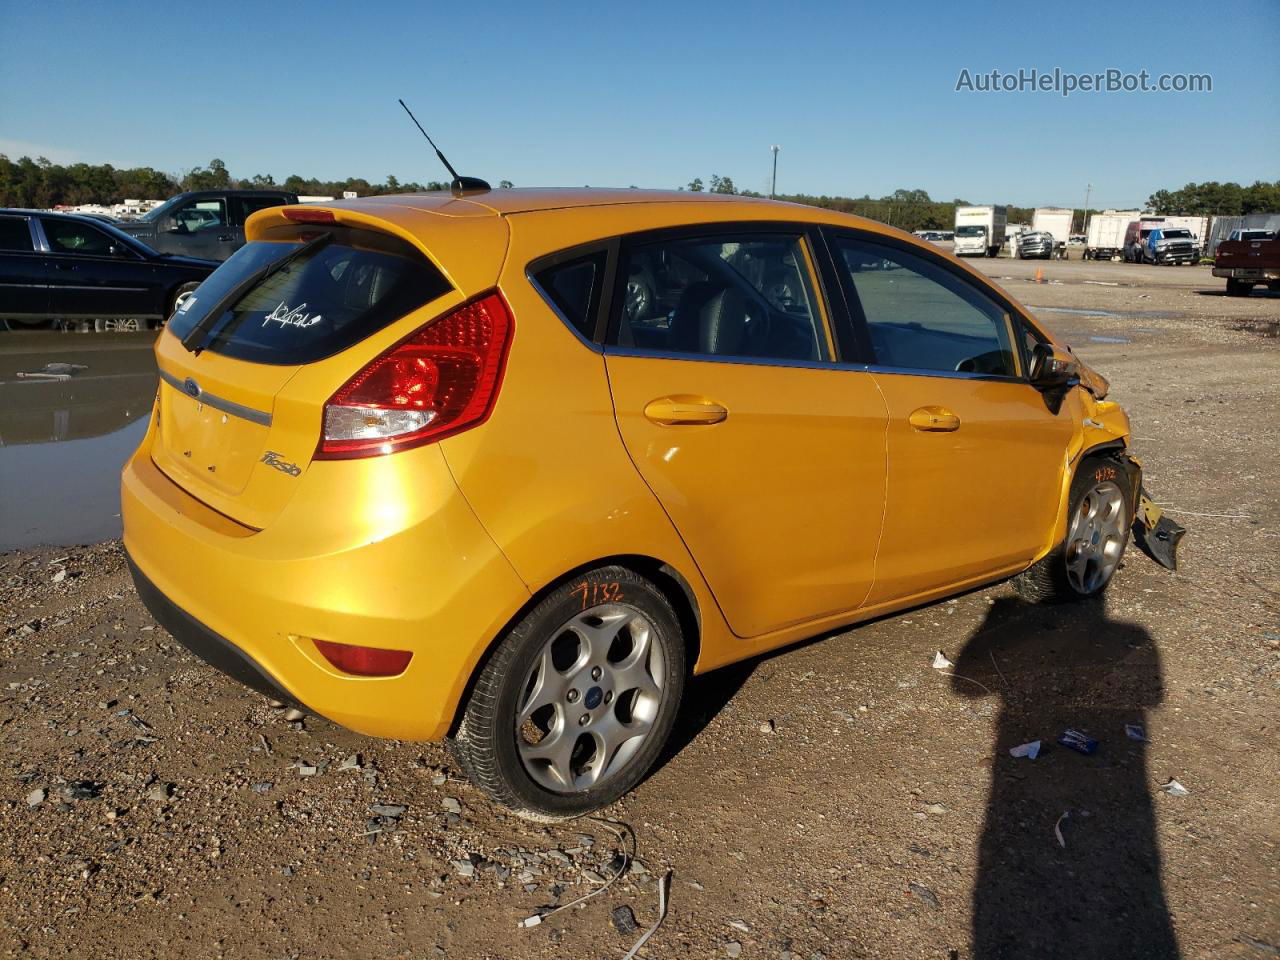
[283,207,337,223]
[316,290,513,459]
[313,639,413,677]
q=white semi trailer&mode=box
[1032,208,1075,259]
[953,206,1007,258]
[1085,210,1141,260]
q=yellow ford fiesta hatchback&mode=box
[122,188,1170,819]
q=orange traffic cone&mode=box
[1035,267,1044,284]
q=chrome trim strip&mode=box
[0,282,49,288]
[157,369,272,426]
[600,347,1028,384]
[862,364,1026,384]
[602,345,842,372]
[46,284,151,292]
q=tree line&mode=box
[2,154,1274,235]
[0,155,483,209]
[1146,180,1280,217]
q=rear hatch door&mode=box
[150,205,504,529]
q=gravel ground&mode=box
[1,259,1277,959]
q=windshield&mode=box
[955,225,986,237]
[139,195,185,223]
[1162,229,1192,239]
[167,225,452,365]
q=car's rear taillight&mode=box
[313,639,413,677]
[316,291,513,459]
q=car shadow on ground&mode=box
[650,592,1182,959]
[952,595,1180,959]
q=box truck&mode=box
[953,205,1007,258]
[1085,210,1141,260]
[1031,208,1075,260]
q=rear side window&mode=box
[167,225,452,365]
[833,236,1015,376]
[231,196,287,225]
[533,252,605,340]
[0,217,32,251]
[610,234,830,362]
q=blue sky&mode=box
[2,0,1276,208]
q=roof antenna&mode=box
[398,99,490,195]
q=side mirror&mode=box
[1030,342,1079,389]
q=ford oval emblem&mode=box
[183,377,200,398]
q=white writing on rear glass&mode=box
[263,301,323,329]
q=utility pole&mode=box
[770,145,780,199]
[1082,182,1092,233]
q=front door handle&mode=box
[643,396,729,426]
[217,234,234,242]
[908,406,960,432]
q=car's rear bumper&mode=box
[1213,266,1280,280]
[121,428,530,741]
[127,553,298,705]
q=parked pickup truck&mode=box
[1144,228,1199,265]
[1213,231,1280,296]
[1016,230,1056,259]
[114,190,297,261]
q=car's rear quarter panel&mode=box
[437,207,743,672]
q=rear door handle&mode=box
[217,234,234,242]
[643,396,729,426]
[908,406,960,432]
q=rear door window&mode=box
[166,225,452,365]
[609,233,831,362]
[231,196,288,225]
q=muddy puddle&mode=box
[0,330,157,551]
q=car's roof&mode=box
[174,189,294,197]
[2,207,106,221]
[319,187,772,218]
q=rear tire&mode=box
[1226,278,1254,297]
[449,566,686,821]
[1013,456,1133,603]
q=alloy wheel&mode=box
[514,604,665,793]
[1065,480,1127,594]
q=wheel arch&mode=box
[445,553,702,738]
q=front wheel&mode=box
[1014,457,1133,603]
[450,566,686,821]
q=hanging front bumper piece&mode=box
[1132,488,1187,571]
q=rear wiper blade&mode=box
[181,231,333,354]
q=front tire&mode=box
[1014,457,1133,603]
[450,566,686,821]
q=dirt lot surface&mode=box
[2,259,1277,959]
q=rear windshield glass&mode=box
[167,225,452,365]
